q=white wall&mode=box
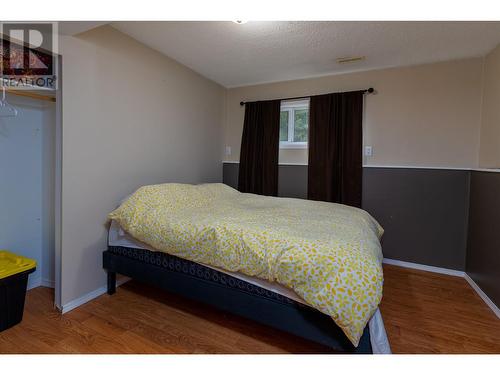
[0,94,56,288]
[478,43,500,168]
[59,26,225,307]
[224,58,484,167]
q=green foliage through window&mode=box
[280,111,289,141]
[293,109,308,142]
[279,101,309,146]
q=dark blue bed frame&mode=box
[103,246,372,353]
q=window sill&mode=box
[280,142,308,150]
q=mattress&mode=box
[108,219,391,354]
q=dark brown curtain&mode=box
[238,100,281,196]
[307,91,364,207]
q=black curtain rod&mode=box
[239,87,374,106]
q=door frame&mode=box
[54,54,62,310]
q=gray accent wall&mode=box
[222,163,239,191]
[277,165,309,199]
[466,171,500,307]
[223,163,470,270]
[223,163,309,199]
[363,168,470,270]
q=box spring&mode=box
[103,245,372,353]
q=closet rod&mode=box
[4,88,56,103]
[239,87,374,106]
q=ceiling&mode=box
[109,21,500,88]
[58,21,109,36]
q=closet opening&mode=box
[0,59,62,308]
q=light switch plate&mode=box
[225,146,232,156]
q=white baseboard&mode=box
[27,276,41,290]
[464,274,500,319]
[41,278,55,288]
[384,258,499,319]
[61,277,129,314]
[382,258,465,277]
[59,259,499,323]
[27,277,55,290]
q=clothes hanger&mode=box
[0,86,19,118]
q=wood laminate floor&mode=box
[0,264,499,354]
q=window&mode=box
[279,99,309,148]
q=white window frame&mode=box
[279,99,309,149]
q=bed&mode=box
[103,183,391,354]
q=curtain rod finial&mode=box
[240,101,245,106]
[366,87,374,94]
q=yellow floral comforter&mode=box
[108,183,384,346]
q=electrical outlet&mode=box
[364,146,373,157]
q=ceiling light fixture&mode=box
[336,56,366,64]
[232,20,248,24]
